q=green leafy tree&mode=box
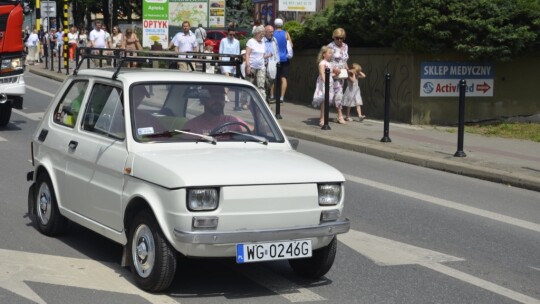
[297,0,540,61]
[226,0,253,29]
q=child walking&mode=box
[312,46,338,127]
[343,63,366,121]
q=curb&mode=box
[281,125,540,192]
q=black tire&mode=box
[0,103,11,127]
[289,237,337,279]
[35,173,67,236]
[128,211,177,292]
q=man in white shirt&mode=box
[89,21,107,48]
[89,21,107,66]
[170,21,197,70]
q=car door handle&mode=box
[68,140,78,151]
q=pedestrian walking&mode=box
[122,28,142,68]
[194,23,207,52]
[40,28,49,62]
[67,26,79,62]
[343,63,366,122]
[273,18,293,103]
[312,46,338,126]
[245,25,267,101]
[25,28,39,65]
[49,28,57,61]
[88,21,108,66]
[327,27,350,124]
[111,26,123,49]
[264,25,279,103]
[169,21,197,70]
[56,27,64,59]
[219,27,240,77]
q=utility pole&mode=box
[36,0,40,30]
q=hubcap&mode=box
[37,182,52,225]
[132,224,155,278]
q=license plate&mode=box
[236,239,312,263]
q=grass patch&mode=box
[464,122,540,142]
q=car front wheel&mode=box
[35,173,67,236]
[288,236,337,279]
[128,211,177,291]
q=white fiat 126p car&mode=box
[27,51,350,291]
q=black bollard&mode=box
[57,46,62,73]
[322,67,331,130]
[454,79,467,157]
[275,62,282,119]
[50,46,54,71]
[380,73,392,142]
[66,45,70,75]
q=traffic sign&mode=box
[41,0,56,18]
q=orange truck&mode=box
[0,0,25,126]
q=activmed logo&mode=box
[146,0,166,3]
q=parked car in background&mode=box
[27,50,350,292]
[206,30,247,53]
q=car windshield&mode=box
[130,83,285,144]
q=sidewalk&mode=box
[27,65,540,192]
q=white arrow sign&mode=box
[339,230,540,304]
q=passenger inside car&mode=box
[132,85,167,135]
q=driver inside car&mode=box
[183,86,252,135]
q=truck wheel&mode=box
[128,211,177,291]
[0,103,11,127]
[35,173,67,236]
[289,237,337,279]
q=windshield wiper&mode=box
[142,129,217,145]
[210,130,268,145]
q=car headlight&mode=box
[1,58,23,71]
[318,184,342,205]
[187,188,219,211]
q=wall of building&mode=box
[287,48,540,125]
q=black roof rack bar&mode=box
[74,47,243,76]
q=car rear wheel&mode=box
[128,211,177,291]
[35,173,67,236]
[288,236,337,279]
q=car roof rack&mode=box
[73,47,244,80]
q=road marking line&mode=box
[529,266,540,272]
[344,174,540,233]
[233,264,326,302]
[26,85,55,97]
[0,248,179,304]
[423,262,540,304]
[12,109,45,121]
[340,229,540,304]
[0,136,6,141]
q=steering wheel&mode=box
[210,121,251,135]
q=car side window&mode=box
[53,80,89,127]
[82,84,125,140]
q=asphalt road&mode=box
[0,70,538,304]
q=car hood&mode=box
[130,148,345,188]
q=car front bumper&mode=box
[174,218,350,244]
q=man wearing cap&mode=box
[273,18,293,103]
